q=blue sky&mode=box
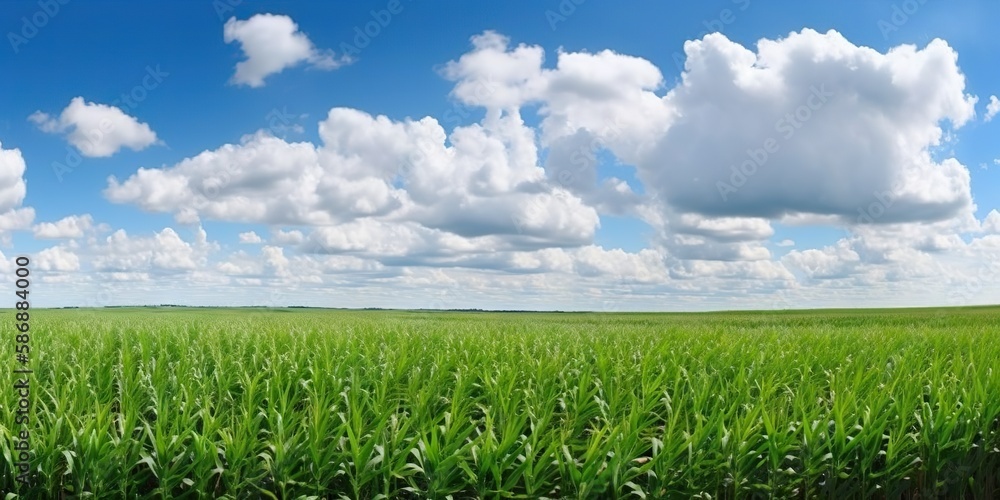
[1,0,999,309]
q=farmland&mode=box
[1,306,999,498]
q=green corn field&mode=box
[1,306,999,498]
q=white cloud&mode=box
[0,141,34,236]
[272,229,305,245]
[672,214,774,243]
[238,231,263,244]
[441,31,546,111]
[29,97,158,157]
[125,26,983,261]
[90,227,217,273]
[570,246,667,282]
[262,245,290,276]
[433,29,979,263]
[33,214,94,239]
[639,31,973,225]
[105,110,599,250]
[24,218,1000,310]
[983,210,1000,234]
[986,95,1000,122]
[669,258,795,282]
[0,208,34,233]
[782,240,860,280]
[443,31,670,166]
[47,29,998,310]
[224,13,348,87]
[0,141,28,212]
[35,246,80,272]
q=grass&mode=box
[1,306,998,498]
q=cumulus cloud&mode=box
[35,246,81,272]
[0,208,34,233]
[26,219,1000,310]
[105,110,599,250]
[0,141,28,212]
[0,141,34,235]
[983,210,1000,234]
[105,29,988,266]
[33,214,95,239]
[668,258,795,282]
[90,227,217,273]
[29,97,158,157]
[442,31,671,166]
[217,247,387,281]
[639,31,973,226]
[224,13,348,87]
[28,220,684,310]
[83,29,1000,309]
[782,240,860,280]
[432,29,980,265]
[986,95,1000,122]
[238,231,263,244]
[272,229,305,245]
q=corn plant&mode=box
[0,306,998,497]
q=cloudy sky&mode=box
[2,0,999,310]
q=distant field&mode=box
[2,307,999,498]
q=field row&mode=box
[1,308,998,498]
